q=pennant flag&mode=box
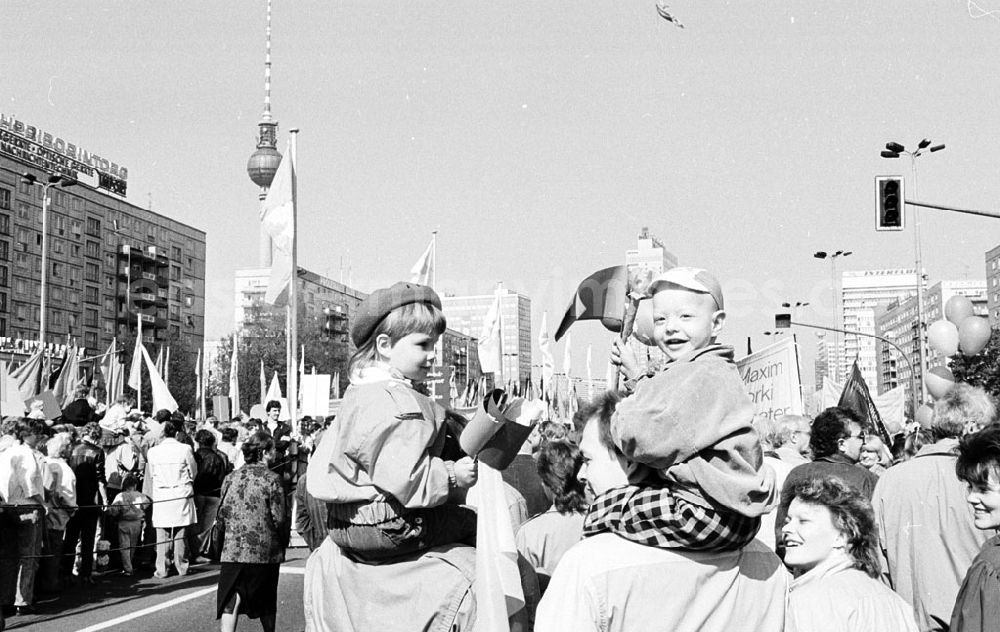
[46,352,66,392]
[1,361,25,416]
[554,265,628,341]
[260,138,296,305]
[141,344,178,412]
[409,237,435,286]
[229,333,241,417]
[478,287,503,375]
[53,346,82,407]
[164,346,170,387]
[266,371,284,401]
[539,311,555,384]
[155,345,164,377]
[838,360,891,445]
[10,351,42,401]
[260,359,267,406]
[100,340,124,407]
[127,320,143,394]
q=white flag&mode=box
[142,344,178,412]
[562,333,572,377]
[478,288,503,375]
[538,311,554,383]
[229,333,241,416]
[409,239,434,286]
[128,315,143,392]
[260,138,296,305]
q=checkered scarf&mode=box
[583,484,761,551]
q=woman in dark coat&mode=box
[216,432,286,632]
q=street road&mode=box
[6,549,309,632]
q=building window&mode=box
[103,296,114,312]
[172,245,182,260]
[0,240,7,260]
[52,215,65,235]
[0,214,9,235]
[69,268,81,288]
[84,308,98,327]
[0,293,6,312]
[105,275,114,289]
[85,286,99,304]
[85,217,101,237]
[103,319,114,335]
[86,241,100,258]
[71,243,80,257]
[0,266,7,288]
[52,287,64,302]
[52,262,63,279]
[0,188,9,210]
[52,238,64,255]
[84,332,97,349]
[105,253,116,268]
[68,313,78,329]
[17,202,31,221]
[171,265,181,281]
[71,219,82,236]
[52,310,64,327]
[84,262,100,282]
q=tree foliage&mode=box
[949,327,1000,400]
[210,304,352,416]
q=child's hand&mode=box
[610,338,639,381]
[453,456,478,489]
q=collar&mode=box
[790,553,855,591]
[351,365,412,387]
[814,453,856,465]
[662,343,735,368]
[914,438,959,458]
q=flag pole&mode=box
[287,128,299,433]
[135,312,142,412]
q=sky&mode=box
[2,0,999,385]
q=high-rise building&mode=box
[986,243,1000,326]
[442,287,531,386]
[875,280,987,413]
[840,268,919,390]
[0,115,206,362]
[814,332,830,390]
[626,226,678,279]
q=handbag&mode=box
[208,481,230,558]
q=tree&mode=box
[211,303,353,416]
[949,327,1000,400]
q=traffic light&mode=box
[875,176,904,231]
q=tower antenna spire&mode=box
[263,0,273,122]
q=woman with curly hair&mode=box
[951,424,1000,632]
[781,476,917,631]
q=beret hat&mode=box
[350,281,443,347]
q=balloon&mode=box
[945,295,975,326]
[914,404,934,427]
[925,366,956,400]
[926,320,959,357]
[958,316,993,356]
[632,298,656,346]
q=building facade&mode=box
[875,280,987,408]
[0,127,206,362]
[987,243,1000,326]
[442,287,531,386]
[840,268,919,391]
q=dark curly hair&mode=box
[241,431,275,464]
[956,424,1000,489]
[572,391,621,455]
[536,439,587,514]
[786,476,881,578]
[809,407,863,459]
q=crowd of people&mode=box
[2,269,1000,632]
[0,393,317,632]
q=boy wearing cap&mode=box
[590,267,777,551]
[306,282,479,562]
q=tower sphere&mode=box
[247,146,282,188]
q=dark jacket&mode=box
[218,463,287,564]
[62,399,99,427]
[193,447,230,497]
[69,440,107,505]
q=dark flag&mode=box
[838,360,891,445]
[555,265,629,341]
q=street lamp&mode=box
[21,172,77,347]
[813,250,852,382]
[880,139,945,404]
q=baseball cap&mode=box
[649,267,724,310]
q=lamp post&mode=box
[21,172,77,347]
[813,250,852,383]
[881,139,944,404]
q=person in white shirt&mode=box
[143,420,197,579]
[535,394,788,632]
[0,419,47,615]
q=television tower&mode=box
[246,0,282,267]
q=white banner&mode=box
[736,337,803,419]
[300,373,332,418]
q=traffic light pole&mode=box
[776,317,919,420]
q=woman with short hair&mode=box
[781,476,917,631]
[215,431,286,632]
[950,425,1000,631]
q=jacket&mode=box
[143,438,197,528]
[218,462,286,564]
[69,440,107,506]
[611,344,776,517]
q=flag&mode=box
[10,351,42,401]
[562,333,573,378]
[478,287,503,375]
[141,344,178,412]
[260,137,296,305]
[101,340,124,406]
[409,237,435,286]
[128,316,143,393]
[539,311,555,384]
[298,345,305,409]
[586,344,594,400]
[195,347,203,418]
[266,371,283,402]
[53,346,82,407]
[838,360,891,445]
[164,346,170,387]
[332,371,341,399]
[260,359,267,406]
[229,333,241,416]
[554,265,628,341]
[155,345,164,377]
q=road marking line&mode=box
[75,586,216,632]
